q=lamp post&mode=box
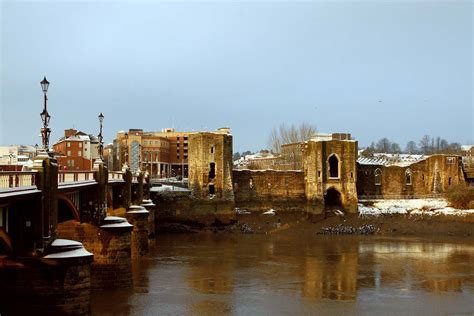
[40,77,51,152]
[98,112,104,160]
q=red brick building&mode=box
[52,129,100,170]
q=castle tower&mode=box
[302,133,358,212]
[188,130,234,201]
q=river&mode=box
[91,232,474,315]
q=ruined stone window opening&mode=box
[209,162,216,180]
[374,168,382,185]
[210,146,214,154]
[447,157,455,165]
[249,178,253,189]
[328,154,340,178]
[208,184,215,195]
[422,174,424,180]
[448,177,451,185]
[318,170,321,177]
[405,169,412,185]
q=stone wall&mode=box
[57,220,133,289]
[0,255,92,315]
[357,155,465,198]
[152,193,236,226]
[233,169,305,200]
[302,139,358,212]
[188,132,234,201]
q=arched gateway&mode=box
[324,187,342,209]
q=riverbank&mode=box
[156,198,474,236]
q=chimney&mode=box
[65,128,77,138]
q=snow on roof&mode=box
[358,153,426,167]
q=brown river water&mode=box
[91,233,474,315]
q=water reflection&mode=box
[91,234,474,315]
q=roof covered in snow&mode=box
[358,153,426,167]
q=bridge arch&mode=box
[58,195,80,223]
[0,229,13,254]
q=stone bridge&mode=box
[0,153,155,315]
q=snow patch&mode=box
[263,209,277,215]
[359,199,474,217]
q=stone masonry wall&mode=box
[188,132,234,201]
[357,155,465,198]
[232,169,307,212]
[303,139,358,212]
[57,220,132,289]
[0,257,92,315]
[233,169,305,202]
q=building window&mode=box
[67,150,71,156]
[328,154,339,178]
[79,143,82,148]
[249,178,253,189]
[211,146,214,154]
[405,169,412,185]
[78,151,82,157]
[67,142,71,147]
[374,168,382,185]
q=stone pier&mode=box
[0,239,93,315]
[126,205,150,258]
[95,216,134,288]
[141,199,156,239]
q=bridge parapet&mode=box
[0,171,38,190]
[108,171,124,181]
[58,171,95,183]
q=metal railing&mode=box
[0,171,38,189]
[58,171,95,183]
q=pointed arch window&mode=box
[374,168,382,186]
[405,168,412,185]
[328,154,339,178]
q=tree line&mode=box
[364,135,462,155]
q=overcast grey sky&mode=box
[1,0,472,152]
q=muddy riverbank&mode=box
[156,210,474,237]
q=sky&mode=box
[1,0,472,152]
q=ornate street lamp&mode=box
[40,77,51,152]
[98,112,104,159]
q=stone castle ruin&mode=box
[185,131,470,216]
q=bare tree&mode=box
[268,122,317,154]
[375,138,391,153]
[405,141,418,154]
[268,122,317,170]
[419,135,432,154]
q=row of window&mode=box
[66,142,85,148]
[66,150,82,157]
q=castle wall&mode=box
[357,155,465,198]
[188,132,234,201]
[233,169,305,202]
[302,139,358,212]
